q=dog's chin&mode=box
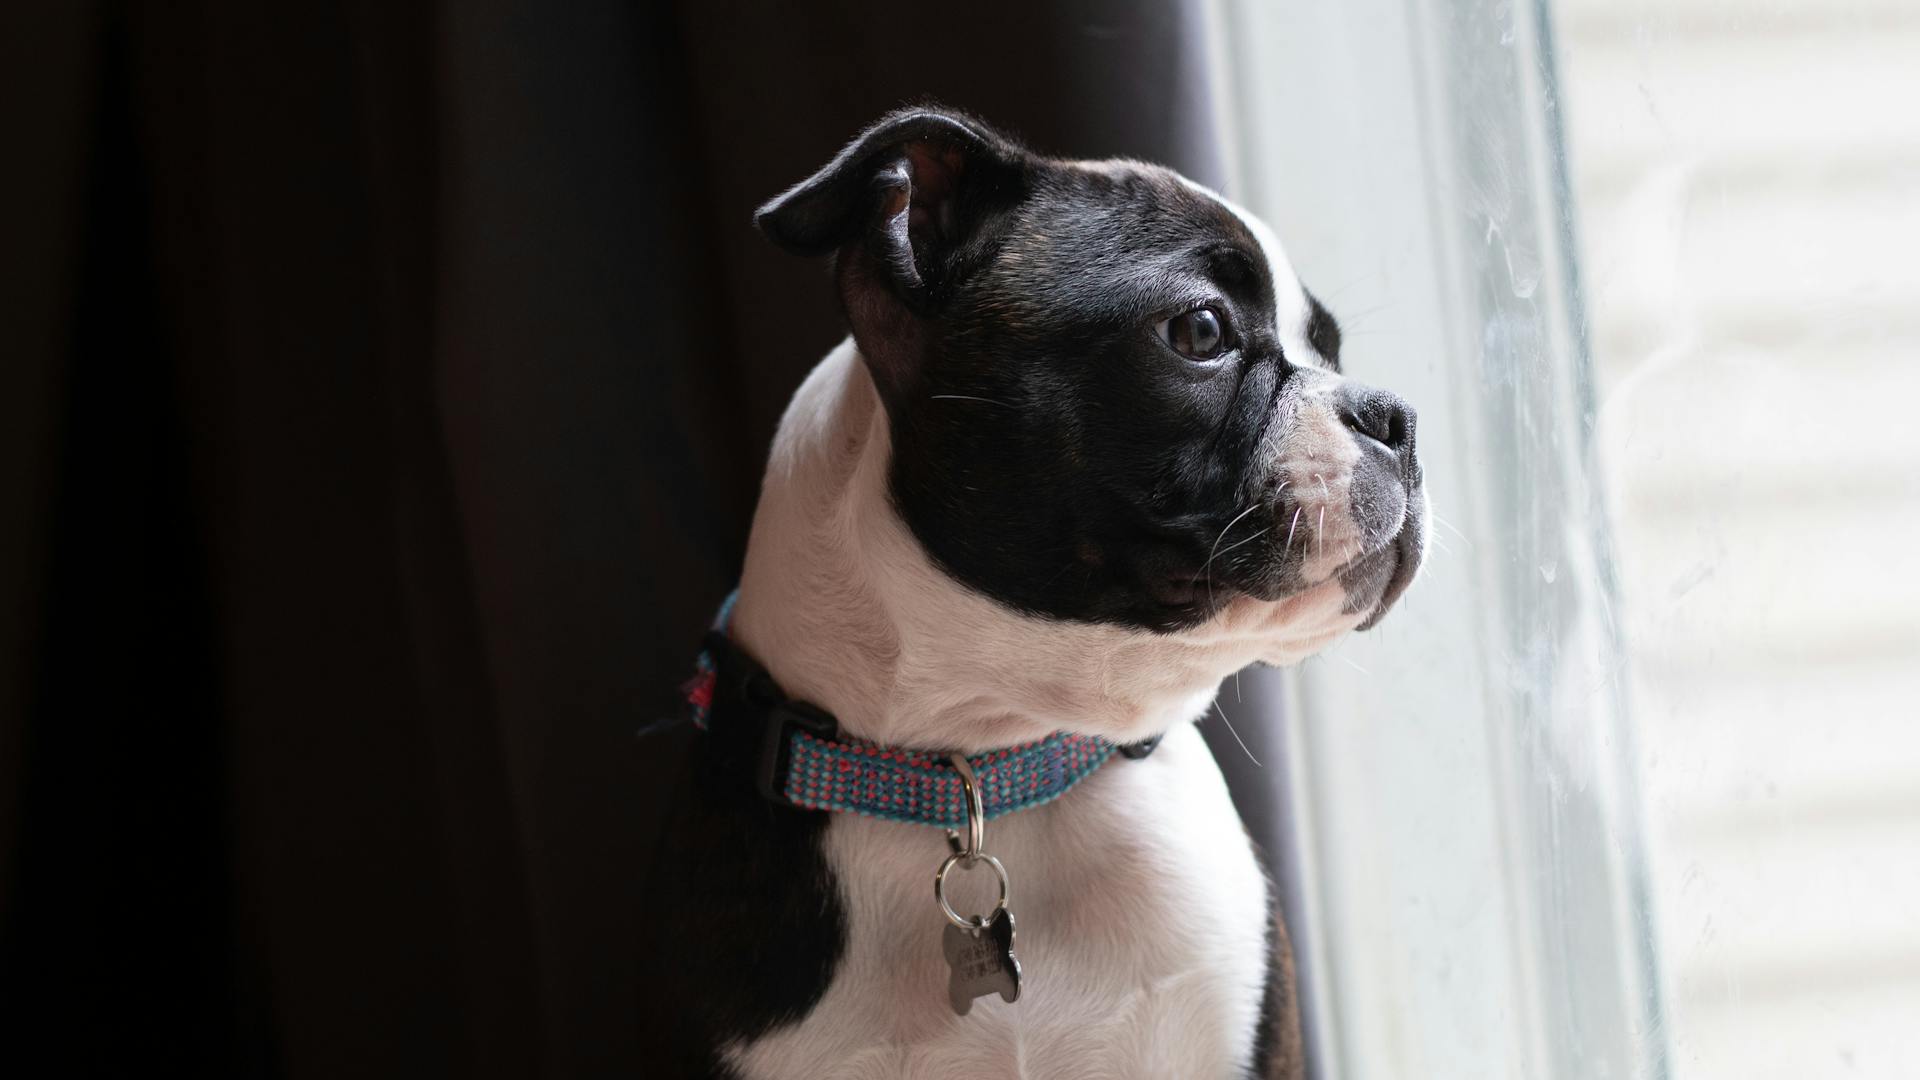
[1203,582,1364,672]
[1346,515,1426,630]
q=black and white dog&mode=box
[643,108,1424,1080]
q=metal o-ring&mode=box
[950,753,986,857]
[934,851,1010,931]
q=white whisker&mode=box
[1213,527,1270,561]
[1332,298,1393,320]
[1322,273,1377,301]
[1432,510,1473,548]
[1196,502,1263,612]
[930,394,1014,408]
[1211,697,1263,768]
[1285,507,1302,553]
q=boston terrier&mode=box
[641,107,1425,1080]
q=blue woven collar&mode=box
[682,591,1154,828]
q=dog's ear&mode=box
[755,107,1028,291]
[756,108,1031,407]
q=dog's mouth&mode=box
[1180,467,1425,628]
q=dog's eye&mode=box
[1157,306,1229,361]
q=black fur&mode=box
[638,644,848,1077]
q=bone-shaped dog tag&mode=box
[942,908,1021,1015]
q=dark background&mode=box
[0,1,1294,1075]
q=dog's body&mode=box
[643,109,1424,1079]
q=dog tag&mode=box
[942,908,1021,1015]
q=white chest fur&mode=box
[723,721,1271,1080]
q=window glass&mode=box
[1221,0,1917,1075]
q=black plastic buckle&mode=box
[756,698,839,806]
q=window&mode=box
[1217,0,1920,1076]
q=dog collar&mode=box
[684,591,1157,829]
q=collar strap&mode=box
[684,593,1158,828]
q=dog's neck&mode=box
[731,339,1353,754]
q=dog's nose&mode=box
[1338,386,1416,454]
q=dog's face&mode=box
[760,109,1424,636]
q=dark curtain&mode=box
[1,1,1298,1075]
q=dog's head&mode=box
[759,107,1424,644]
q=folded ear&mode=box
[756,108,1031,407]
[756,108,1028,288]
